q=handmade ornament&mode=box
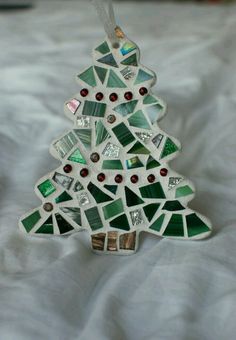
[19,0,212,254]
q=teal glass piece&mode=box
[97,53,118,68]
[85,207,103,231]
[125,186,144,207]
[53,132,78,158]
[60,207,81,226]
[134,69,154,85]
[55,213,74,234]
[149,214,165,232]
[128,110,151,130]
[139,182,166,199]
[112,123,135,146]
[94,66,108,84]
[163,214,184,237]
[102,160,123,170]
[127,141,150,155]
[87,182,113,203]
[175,185,194,198]
[38,179,56,198]
[146,104,164,124]
[55,191,73,204]
[126,156,144,169]
[121,53,138,66]
[146,156,160,170]
[73,129,91,149]
[104,185,118,195]
[95,41,110,54]
[120,42,136,56]
[103,198,124,220]
[143,95,158,105]
[162,200,185,211]
[110,214,130,231]
[160,137,179,159]
[107,70,127,88]
[36,216,54,234]
[186,213,210,237]
[68,148,86,164]
[21,210,41,232]
[95,120,110,146]
[77,66,96,87]
[113,100,138,116]
[143,203,160,222]
[82,101,106,117]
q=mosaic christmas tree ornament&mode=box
[19,0,212,254]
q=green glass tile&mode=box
[149,214,165,232]
[104,185,118,195]
[55,191,73,204]
[162,200,185,211]
[82,101,106,118]
[146,104,164,124]
[127,141,150,155]
[125,186,144,207]
[110,214,130,231]
[160,137,179,159]
[163,214,184,237]
[186,213,211,237]
[121,53,138,66]
[128,110,151,130]
[95,120,110,146]
[102,159,123,170]
[60,207,81,226]
[134,69,154,85]
[107,70,127,88]
[37,179,56,198]
[55,213,74,234]
[94,66,108,84]
[175,185,194,198]
[36,215,54,234]
[126,156,144,169]
[85,206,103,231]
[103,198,124,220]
[21,210,41,232]
[146,156,160,170]
[112,123,135,146]
[78,66,96,87]
[97,53,118,68]
[73,129,91,149]
[113,100,138,116]
[143,203,160,222]
[87,182,113,204]
[120,42,136,56]
[140,182,166,199]
[143,95,158,105]
[68,148,86,164]
[53,132,78,158]
[95,41,110,54]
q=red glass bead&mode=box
[124,91,133,101]
[107,114,116,124]
[160,168,168,177]
[63,164,72,173]
[80,168,89,177]
[97,173,105,182]
[109,93,118,102]
[139,87,148,96]
[43,202,53,212]
[115,174,123,183]
[130,175,139,183]
[90,152,100,163]
[147,174,155,183]
[96,92,104,101]
[80,88,89,97]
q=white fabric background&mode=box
[0,1,236,339]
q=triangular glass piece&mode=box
[68,148,86,164]
[120,42,136,56]
[163,214,184,237]
[186,213,211,237]
[60,207,81,226]
[121,53,138,66]
[109,214,130,231]
[139,182,166,199]
[134,69,154,85]
[73,129,91,149]
[143,95,158,105]
[126,156,144,169]
[146,104,164,124]
[162,200,185,211]
[36,215,54,234]
[55,213,74,234]
[125,186,144,207]
[104,185,118,195]
[113,100,138,116]
[146,155,160,170]
[107,70,127,88]
[95,41,110,54]
[128,110,151,130]
[97,53,118,68]
[127,141,150,155]
[95,120,110,146]
[78,66,96,87]
[160,137,179,159]
[55,191,73,204]
[175,185,194,198]
[149,214,165,232]
[143,203,161,222]
[87,182,113,204]
[94,66,108,84]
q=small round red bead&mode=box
[95,92,104,101]
[80,88,89,97]
[109,93,118,102]
[63,164,72,173]
[97,173,105,182]
[107,114,116,124]
[124,91,133,101]
[160,168,168,177]
[139,87,148,96]
[130,175,139,183]
[115,174,123,183]
[43,202,53,212]
[147,174,155,183]
[80,168,89,177]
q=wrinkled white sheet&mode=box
[0,1,236,339]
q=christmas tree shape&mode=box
[19,29,212,254]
